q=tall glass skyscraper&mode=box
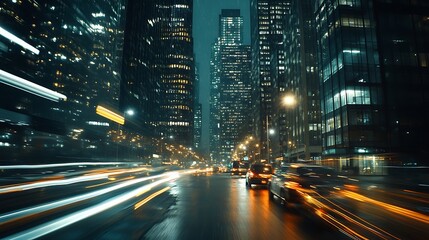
[210,10,252,163]
[122,0,195,148]
[314,0,386,174]
[283,0,322,162]
[250,0,291,161]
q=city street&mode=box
[1,166,428,239]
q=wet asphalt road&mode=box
[94,172,344,240]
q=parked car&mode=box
[245,163,273,188]
[268,163,341,207]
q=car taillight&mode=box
[249,171,259,178]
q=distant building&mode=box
[194,65,202,150]
[210,10,252,163]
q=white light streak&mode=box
[0,69,67,102]
[4,174,179,240]
[0,26,39,54]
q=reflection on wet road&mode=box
[142,174,342,240]
[1,166,428,240]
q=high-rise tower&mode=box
[210,10,252,163]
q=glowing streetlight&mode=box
[125,109,135,116]
[283,94,296,107]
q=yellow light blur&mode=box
[134,187,171,210]
[283,94,296,107]
[96,105,124,125]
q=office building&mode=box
[314,0,386,174]
[210,10,252,163]
[122,0,195,148]
[250,0,291,161]
[283,0,322,162]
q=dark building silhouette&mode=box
[122,0,195,147]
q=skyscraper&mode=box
[314,0,386,174]
[283,0,322,162]
[122,0,195,147]
[250,0,291,161]
[210,9,252,163]
[372,0,429,165]
[194,65,202,150]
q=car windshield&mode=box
[251,165,272,173]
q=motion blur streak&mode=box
[0,162,129,169]
[342,190,429,224]
[0,26,40,54]
[86,176,136,189]
[0,162,127,169]
[4,173,179,240]
[0,166,150,193]
[316,209,369,240]
[0,69,67,102]
[0,174,107,194]
[307,191,399,239]
[96,105,124,125]
[0,173,175,224]
[134,187,171,210]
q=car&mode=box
[268,163,341,207]
[231,161,249,176]
[245,163,273,188]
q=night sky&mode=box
[193,0,250,150]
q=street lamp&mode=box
[125,109,135,116]
[282,94,296,107]
[282,93,297,162]
[267,128,275,163]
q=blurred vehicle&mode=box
[268,163,342,207]
[245,163,273,188]
[231,160,249,176]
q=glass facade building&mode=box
[314,0,386,174]
[250,0,291,161]
[122,0,195,148]
[283,0,322,162]
[210,10,252,163]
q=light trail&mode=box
[0,162,137,170]
[342,190,429,224]
[134,187,171,210]
[0,166,150,194]
[3,172,179,240]
[0,26,39,54]
[0,172,178,225]
[302,189,399,239]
